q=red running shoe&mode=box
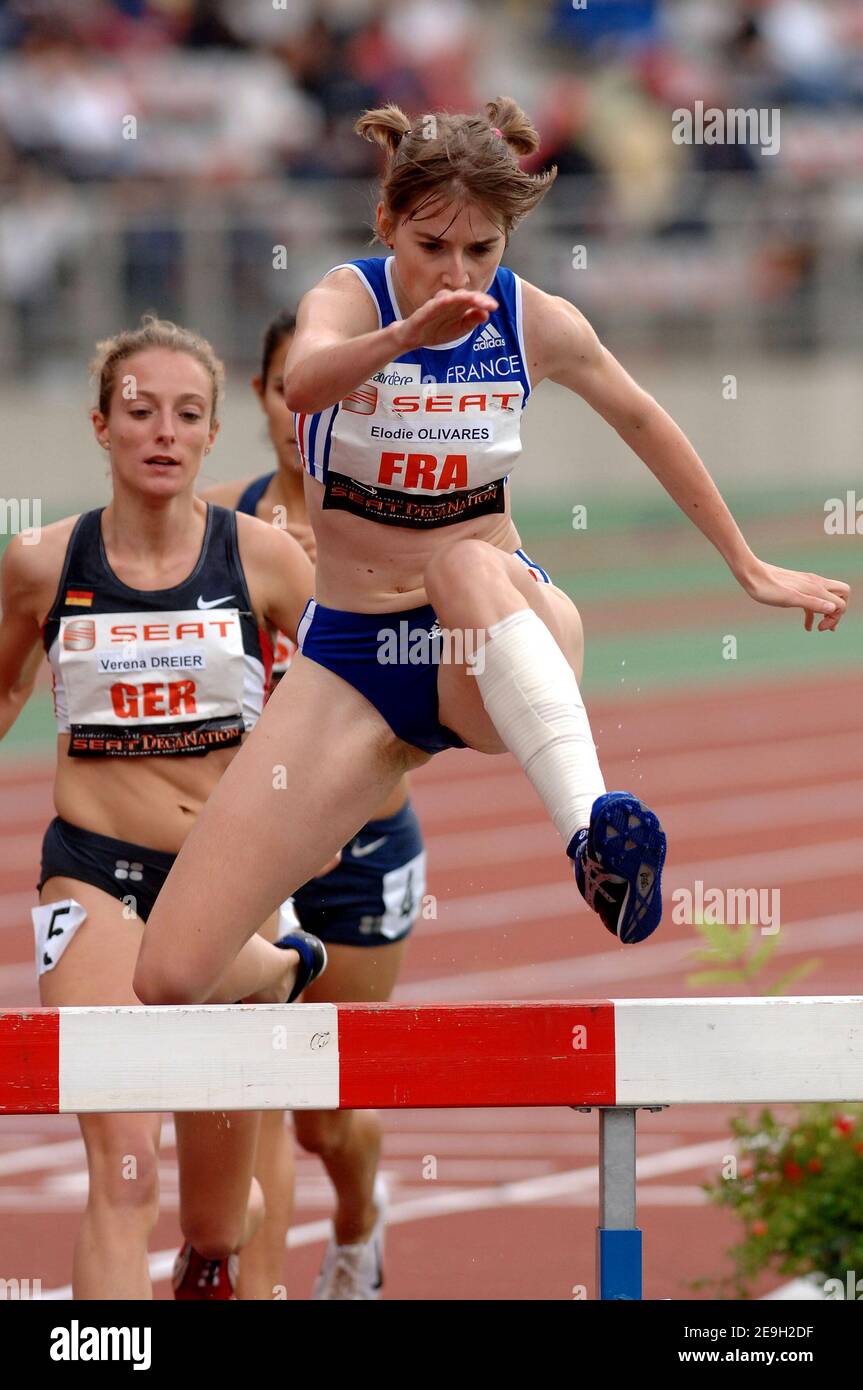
[172,1241,238,1300]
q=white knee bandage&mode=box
[468,608,605,846]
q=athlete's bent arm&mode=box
[283,273,498,415]
[531,285,850,632]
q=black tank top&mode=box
[234,472,296,681]
[236,473,275,516]
[43,505,273,757]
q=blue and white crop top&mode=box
[294,255,531,529]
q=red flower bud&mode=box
[783,1160,803,1182]
[806,1158,822,1173]
[834,1115,855,1136]
[752,1220,768,1237]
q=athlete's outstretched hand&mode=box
[397,288,499,350]
[740,557,850,631]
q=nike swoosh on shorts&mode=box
[196,594,236,609]
[350,836,388,859]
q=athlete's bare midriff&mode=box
[306,473,523,613]
[53,735,239,854]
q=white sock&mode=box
[468,607,605,847]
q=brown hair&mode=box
[90,315,226,422]
[355,97,556,244]
[260,308,297,383]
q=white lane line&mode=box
[4,773,863,927]
[1,905,860,1004]
[0,1138,86,1178]
[0,1177,711,1213]
[39,1138,731,1297]
[415,840,863,939]
[415,719,863,788]
[546,1184,707,1207]
[4,828,861,961]
[4,791,863,937]
[413,736,862,819]
[396,909,863,1001]
[3,731,856,836]
[420,779,863,871]
[382,1133,610,1155]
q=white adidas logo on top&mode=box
[473,323,505,351]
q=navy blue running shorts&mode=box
[38,816,176,922]
[297,548,553,755]
[287,800,425,948]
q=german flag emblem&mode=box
[65,590,93,608]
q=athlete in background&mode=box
[0,318,326,1299]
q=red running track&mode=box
[0,668,861,1299]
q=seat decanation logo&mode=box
[50,1321,151,1370]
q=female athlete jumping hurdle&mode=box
[135,99,848,1011]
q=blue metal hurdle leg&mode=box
[597,1106,642,1300]
[574,1103,668,1299]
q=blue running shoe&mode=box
[567,792,667,944]
[276,928,328,1002]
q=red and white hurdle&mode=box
[2,997,862,1299]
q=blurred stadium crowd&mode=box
[2,0,862,184]
[1,0,862,369]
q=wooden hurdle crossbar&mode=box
[3,997,862,1300]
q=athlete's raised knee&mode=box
[424,538,505,611]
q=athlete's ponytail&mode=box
[483,97,541,158]
[355,97,555,244]
[355,103,412,158]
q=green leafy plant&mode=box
[685,917,821,996]
[696,1104,863,1298]
[683,914,860,1298]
